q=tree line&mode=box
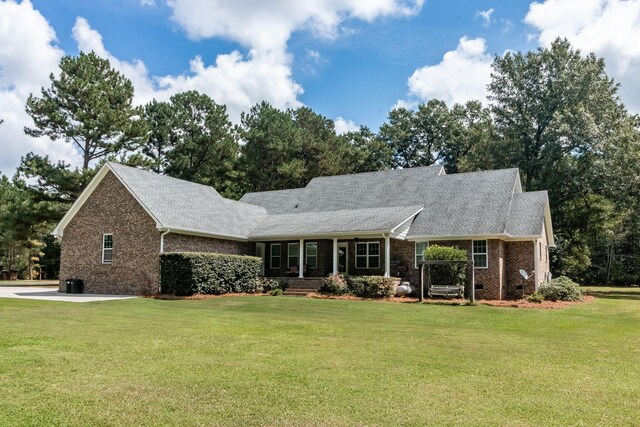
[1,39,639,285]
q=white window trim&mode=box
[473,239,488,269]
[305,242,318,269]
[288,242,299,269]
[270,243,281,269]
[415,241,429,268]
[102,233,113,264]
[355,241,380,269]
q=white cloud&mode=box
[399,37,492,106]
[71,17,303,121]
[334,116,360,134]
[476,8,494,26]
[0,0,427,175]
[167,0,425,53]
[525,0,640,111]
[0,0,78,176]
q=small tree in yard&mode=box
[424,245,468,288]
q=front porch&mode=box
[254,236,416,283]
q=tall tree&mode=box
[239,102,353,192]
[141,99,174,174]
[25,51,145,170]
[379,99,491,172]
[163,91,239,198]
[342,126,394,173]
[487,38,635,280]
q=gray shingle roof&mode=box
[99,162,549,241]
[109,163,266,238]
[504,191,548,237]
[239,188,305,214]
[249,205,423,239]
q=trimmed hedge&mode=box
[538,276,583,301]
[160,252,262,296]
[424,245,468,288]
[346,275,397,298]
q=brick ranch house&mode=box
[53,162,553,299]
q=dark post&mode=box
[419,264,424,302]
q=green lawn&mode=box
[1,290,639,426]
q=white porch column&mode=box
[299,239,304,278]
[332,238,338,274]
[384,234,391,277]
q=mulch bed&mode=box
[149,292,594,309]
[478,295,594,309]
[309,293,594,309]
[148,293,269,300]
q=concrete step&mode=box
[283,288,317,296]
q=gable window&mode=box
[356,242,380,269]
[288,243,299,269]
[270,244,281,269]
[102,234,113,264]
[473,240,488,269]
[415,241,429,268]
[306,242,318,269]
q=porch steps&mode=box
[283,288,318,297]
[276,277,323,296]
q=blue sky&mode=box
[1,0,639,174]
[30,0,536,128]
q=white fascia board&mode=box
[248,230,393,241]
[165,227,248,242]
[406,233,544,242]
[390,207,423,234]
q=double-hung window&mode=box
[288,243,299,269]
[102,234,113,264]
[305,242,318,269]
[415,241,429,268]
[355,242,380,269]
[472,240,488,269]
[270,244,281,269]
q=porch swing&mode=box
[417,259,476,303]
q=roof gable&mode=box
[53,163,267,240]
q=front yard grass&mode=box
[0,288,638,426]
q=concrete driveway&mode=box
[0,286,136,303]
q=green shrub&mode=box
[160,252,262,296]
[538,276,583,301]
[269,288,283,296]
[424,245,468,288]
[320,274,348,295]
[346,275,397,298]
[257,277,281,293]
[526,292,544,303]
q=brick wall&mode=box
[59,171,161,295]
[535,223,551,288]
[504,241,535,299]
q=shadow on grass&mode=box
[584,288,640,301]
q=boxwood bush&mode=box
[160,252,262,296]
[423,245,468,288]
[346,275,397,298]
[538,276,583,301]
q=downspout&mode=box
[160,229,170,254]
[533,238,539,292]
[159,229,170,293]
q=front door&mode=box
[256,243,266,276]
[338,242,348,273]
